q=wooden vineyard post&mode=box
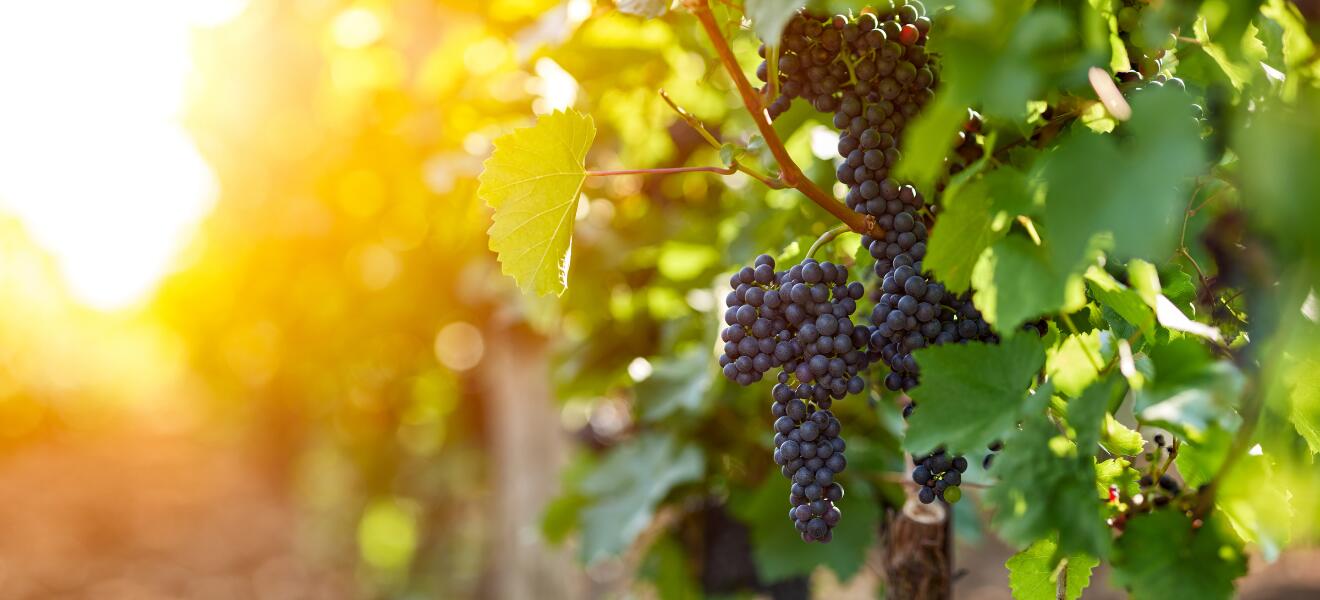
[479,322,584,600]
[881,498,953,600]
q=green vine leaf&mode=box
[578,433,703,564]
[1288,356,1320,454]
[1101,414,1145,457]
[1047,331,1109,398]
[478,110,596,296]
[719,143,740,167]
[1096,457,1141,498]
[1136,339,1244,437]
[987,393,1109,558]
[1086,266,1156,338]
[636,347,715,422]
[925,166,1027,293]
[1040,89,1206,278]
[1111,511,1246,600]
[905,334,1046,455]
[971,235,1087,335]
[1006,536,1098,600]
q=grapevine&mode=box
[473,0,1320,597]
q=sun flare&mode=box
[0,1,246,310]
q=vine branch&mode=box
[657,89,785,189]
[586,165,737,177]
[685,0,882,238]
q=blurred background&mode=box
[0,1,1317,599]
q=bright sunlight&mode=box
[0,1,245,310]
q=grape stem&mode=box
[806,224,851,258]
[586,165,738,177]
[657,89,786,189]
[1056,558,1068,599]
[684,0,883,238]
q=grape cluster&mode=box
[750,1,997,514]
[719,254,872,542]
[758,4,997,391]
[759,6,933,122]
[1114,0,1183,80]
[771,390,848,543]
[771,259,873,406]
[720,256,876,396]
[910,449,967,504]
[863,184,995,391]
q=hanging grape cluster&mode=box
[721,254,869,540]
[772,389,848,543]
[911,448,967,504]
[758,4,995,396]
[734,1,1020,529]
[719,255,793,386]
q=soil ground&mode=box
[0,430,1316,599]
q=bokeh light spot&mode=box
[332,7,383,49]
[434,322,484,371]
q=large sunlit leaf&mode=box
[971,235,1087,334]
[1288,357,1320,454]
[926,166,1028,293]
[1047,331,1109,398]
[478,110,596,296]
[1040,90,1206,279]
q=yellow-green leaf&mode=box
[478,110,596,296]
[1006,536,1098,600]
